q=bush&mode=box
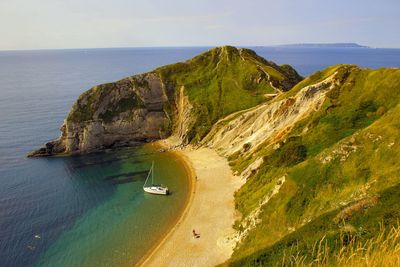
[277,142,307,166]
[243,142,252,152]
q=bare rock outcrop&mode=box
[28,72,174,156]
[201,69,350,157]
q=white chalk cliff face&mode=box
[172,86,193,144]
[201,70,346,157]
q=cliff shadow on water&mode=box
[28,145,191,267]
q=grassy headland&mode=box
[223,66,400,266]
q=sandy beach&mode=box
[139,142,243,267]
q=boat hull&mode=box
[143,186,169,195]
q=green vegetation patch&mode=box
[156,46,302,143]
[229,183,400,266]
[67,79,144,123]
[99,94,142,123]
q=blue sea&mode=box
[0,46,399,267]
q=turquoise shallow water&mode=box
[33,146,190,267]
[0,47,399,267]
[0,143,191,267]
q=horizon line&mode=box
[0,43,399,52]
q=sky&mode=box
[0,0,399,50]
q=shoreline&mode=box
[135,142,197,266]
[139,139,243,267]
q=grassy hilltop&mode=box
[156,46,302,142]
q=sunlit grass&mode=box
[280,223,400,267]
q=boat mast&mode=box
[143,162,153,188]
[151,161,154,185]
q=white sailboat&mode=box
[143,161,169,195]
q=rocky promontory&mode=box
[28,72,173,156]
[28,46,302,157]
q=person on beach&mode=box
[192,229,200,238]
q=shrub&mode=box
[243,142,252,152]
[277,142,307,166]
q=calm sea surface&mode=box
[0,47,399,267]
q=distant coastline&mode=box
[273,42,369,48]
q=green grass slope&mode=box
[156,46,302,142]
[231,183,400,266]
[225,66,400,266]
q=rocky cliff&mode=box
[28,72,173,156]
[29,46,302,156]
